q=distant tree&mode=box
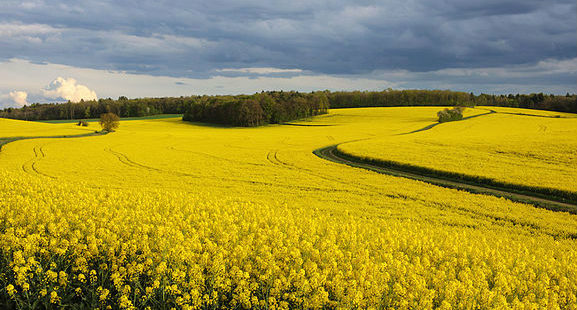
[99,113,120,132]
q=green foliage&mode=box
[328,90,577,113]
[328,89,477,108]
[182,91,329,127]
[0,97,189,121]
[99,113,120,132]
[437,107,465,123]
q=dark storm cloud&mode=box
[0,0,575,84]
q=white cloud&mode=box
[0,22,58,37]
[9,91,28,106]
[533,58,577,74]
[216,67,304,74]
[43,77,97,102]
[19,1,45,9]
[0,22,60,45]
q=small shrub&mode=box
[77,120,89,127]
[437,107,465,123]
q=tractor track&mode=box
[21,144,56,179]
[266,150,404,198]
[107,146,354,193]
[105,147,163,172]
[314,144,577,214]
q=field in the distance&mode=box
[338,107,577,197]
[0,118,92,138]
[1,107,576,309]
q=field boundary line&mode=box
[0,131,108,152]
[313,144,577,214]
[476,108,575,118]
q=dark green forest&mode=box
[327,90,576,112]
[1,90,575,127]
[182,91,329,126]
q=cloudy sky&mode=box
[1,0,575,107]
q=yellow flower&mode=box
[6,284,16,298]
[152,280,160,289]
[119,295,134,309]
[145,286,153,295]
[90,270,98,283]
[50,291,60,304]
[46,270,58,283]
[58,271,68,286]
[99,288,110,302]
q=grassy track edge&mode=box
[0,132,109,152]
[313,144,577,214]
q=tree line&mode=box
[476,92,576,113]
[1,90,575,126]
[182,91,329,126]
[328,89,475,108]
[328,89,577,113]
[0,96,187,121]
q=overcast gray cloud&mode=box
[0,0,575,106]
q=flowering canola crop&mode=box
[0,118,92,138]
[1,107,576,309]
[339,107,577,194]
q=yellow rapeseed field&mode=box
[339,107,577,194]
[0,118,92,138]
[1,107,576,309]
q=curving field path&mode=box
[314,143,577,214]
[0,132,107,151]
